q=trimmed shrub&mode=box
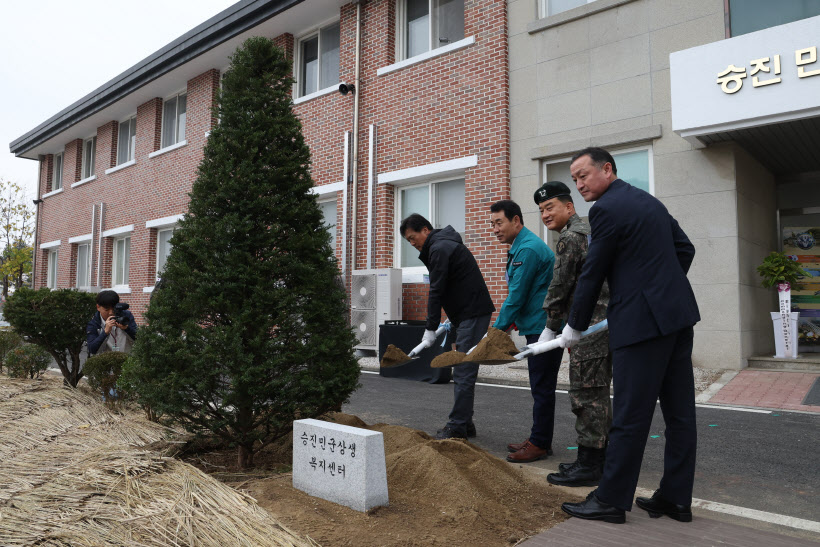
[5,344,51,379]
[0,330,22,371]
[84,352,129,403]
[3,287,96,386]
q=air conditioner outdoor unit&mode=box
[351,268,402,350]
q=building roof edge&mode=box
[9,0,302,157]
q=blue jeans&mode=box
[445,314,492,433]
[526,333,563,449]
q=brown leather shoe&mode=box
[506,440,550,463]
[507,440,529,452]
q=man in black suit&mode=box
[557,147,700,524]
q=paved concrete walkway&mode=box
[522,507,818,546]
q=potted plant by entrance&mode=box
[757,252,809,358]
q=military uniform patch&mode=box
[556,240,567,255]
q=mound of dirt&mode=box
[244,415,578,546]
[380,344,412,368]
[431,327,519,367]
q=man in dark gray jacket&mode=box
[401,213,495,440]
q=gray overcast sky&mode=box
[1,0,238,199]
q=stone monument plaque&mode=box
[292,418,389,512]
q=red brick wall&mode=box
[292,0,510,323]
[33,1,511,327]
[34,69,220,323]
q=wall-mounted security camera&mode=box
[339,83,356,95]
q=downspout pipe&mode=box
[350,0,363,274]
[31,157,44,288]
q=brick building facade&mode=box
[13,0,512,328]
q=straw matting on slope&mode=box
[0,377,315,547]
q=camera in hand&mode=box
[114,302,130,324]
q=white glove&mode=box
[559,323,582,348]
[408,329,437,357]
[538,327,556,343]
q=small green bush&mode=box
[5,344,51,379]
[84,352,129,403]
[0,330,23,370]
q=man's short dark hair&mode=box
[556,195,574,205]
[490,200,524,225]
[571,147,618,175]
[96,290,119,309]
[400,213,434,237]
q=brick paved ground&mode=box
[708,370,820,412]
[522,508,818,546]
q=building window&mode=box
[398,0,464,61]
[156,228,174,278]
[47,249,58,289]
[543,145,654,220]
[53,152,63,191]
[539,0,596,18]
[117,116,136,165]
[161,92,187,148]
[298,22,340,97]
[728,0,820,36]
[318,198,338,252]
[113,236,131,287]
[397,178,465,268]
[82,137,96,179]
[76,243,90,288]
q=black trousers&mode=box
[526,333,563,449]
[596,326,697,511]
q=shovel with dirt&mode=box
[429,320,609,368]
[380,320,451,368]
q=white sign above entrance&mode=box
[671,15,820,142]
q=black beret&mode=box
[534,181,572,204]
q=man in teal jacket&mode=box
[489,200,564,463]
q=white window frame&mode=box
[75,242,91,289]
[395,0,465,62]
[155,227,174,280]
[52,152,64,191]
[317,197,338,252]
[294,18,342,100]
[112,235,131,290]
[81,136,96,180]
[539,0,597,18]
[160,90,187,149]
[117,115,137,166]
[393,175,466,275]
[47,249,59,289]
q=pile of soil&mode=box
[380,344,413,368]
[238,413,577,546]
[431,327,520,368]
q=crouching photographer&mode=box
[86,290,137,355]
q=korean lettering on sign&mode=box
[301,431,357,478]
[716,46,819,94]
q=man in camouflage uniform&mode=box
[534,181,612,487]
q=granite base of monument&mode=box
[292,418,389,512]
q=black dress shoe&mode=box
[561,490,625,524]
[635,490,692,522]
[434,426,467,440]
[466,422,477,438]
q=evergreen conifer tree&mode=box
[122,37,359,468]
